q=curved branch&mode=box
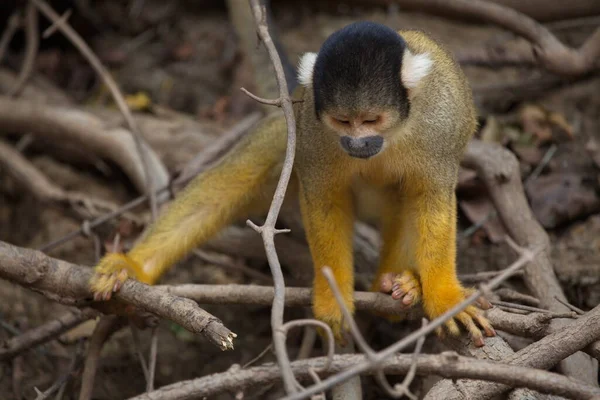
[0,96,168,199]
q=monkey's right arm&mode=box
[90,114,288,300]
[297,167,355,339]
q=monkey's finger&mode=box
[391,288,405,300]
[444,319,461,337]
[456,313,485,347]
[474,315,496,337]
[402,293,413,304]
[465,306,496,337]
[435,326,445,338]
[379,273,395,293]
[476,296,492,310]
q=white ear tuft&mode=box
[298,52,318,86]
[401,49,432,89]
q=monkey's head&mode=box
[297,21,432,159]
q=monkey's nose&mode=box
[340,136,384,159]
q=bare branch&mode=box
[126,351,600,400]
[0,95,169,203]
[8,1,38,97]
[0,11,20,63]
[0,240,236,350]
[0,308,95,361]
[244,0,299,394]
[79,316,125,400]
[388,0,600,76]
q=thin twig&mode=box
[34,341,83,400]
[130,323,150,386]
[0,309,95,361]
[524,144,557,187]
[32,0,158,219]
[244,0,298,394]
[554,296,585,315]
[0,11,21,63]
[242,344,273,369]
[8,0,38,97]
[79,316,124,400]
[147,327,158,392]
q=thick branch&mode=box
[126,352,600,400]
[386,0,600,75]
[425,303,600,399]
[0,240,235,350]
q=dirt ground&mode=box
[0,1,599,399]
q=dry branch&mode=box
[162,283,600,361]
[424,303,600,399]
[8,1,38,97]
[0,95,168,198]
[0,308,95,361]
[463,139,598,382]
[0,11,20,63]
[0,138,123,217]
[382,0,600,75]
[126,352,600,400]
[244,0,300,394]
[0,240,235,350]
[78,316,125,400]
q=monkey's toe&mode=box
[435,305,496,347]
[90,253,142,301]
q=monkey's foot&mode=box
[312,294,353,345]
[425,287,496,347]
[90,253,146,301]
[378,271,422,308]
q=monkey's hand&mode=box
[423,282,495,347]
[90,253,150,301]
[378,271,422,309]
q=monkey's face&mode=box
[299,22,419,160]
[321,109,401,159]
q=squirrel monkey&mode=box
[91,22,495,346]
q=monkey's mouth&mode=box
[340,135,384,159]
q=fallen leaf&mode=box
[526,173,600,228]
[512,144,544,166]
[459,196,507,243]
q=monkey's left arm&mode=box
[407,182,495,346]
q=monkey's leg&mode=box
[299,182,355,340]
[91,114,288,300]
[371,195,421,309]
[410,190,495,347]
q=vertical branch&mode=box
[243,0,298,394]
[8,0,38,97]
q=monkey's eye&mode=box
[363,117,379,124]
